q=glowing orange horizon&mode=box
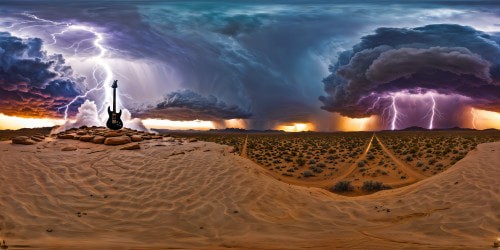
[470,108,500,130]
[336,115,379,131]
[1,108,499,131]
[0,113,65,130]
[276,123,315,132]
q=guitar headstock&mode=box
[111,80,118,88]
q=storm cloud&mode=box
[0,32,84,117]
[2,1,500,130]
[136,90,252,121]
[320,24,500,119]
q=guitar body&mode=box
[106,106,123,130]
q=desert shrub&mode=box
[296,158,306,166]
[405,155,413,161]
[359,168,366,172]
[361,181,391,192]
[330,181,354,192]
[367,153,375,160]
[357,161,366,167]
[303,170,314,177]
[416,161,424,167]
[317,162,326,168]
[286,168,295,172]
[308,159,316,164]
[428,158,437,165]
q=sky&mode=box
[0,0,499,131]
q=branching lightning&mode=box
[390,96,398,130]
[470,107,477,129]
[429,94,436,130]
[423,93,442,130]
[6,13,116,122]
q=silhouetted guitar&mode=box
[106,80,123,130]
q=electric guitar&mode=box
[106,80,123,130]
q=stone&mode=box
[188,138,197,143]
[61,146,77,151]
[130,135,143,142]
[105,131,121,137]
[79,135,94,142]
[92,136,105,144]
[57,134,74,139]
[72,135,81,140]
[104,136,131,145]
[76,130,87,135]
[120,143,140,150]
[142,135,152,140]
[152,135,163,139]
[30,136,44,142]
[12,136,36,145]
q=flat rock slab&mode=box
[120,143,140,150]
[11,136,36,145]
[104,136,132,145]
[61,146,78,151]
[79,135,94,142]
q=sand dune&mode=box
[0,137,498,249]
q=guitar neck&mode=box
[113,87,116,112]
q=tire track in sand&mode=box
[374,135,426,181]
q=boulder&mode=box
[187,138,197,143]
[104,136,131,145]
[61,146,77,151]
[105,131,122,137]
[57,134,74,139]
[72,135,81,140]
[120,143,140,150]
[76,130,87,135]
[12,136,36,145]
[79,135,94,142]
[92,136,105,144]
[142,135,152,140]
[130,135,143,142]
[152,135,163,139]
[31,136,44,142]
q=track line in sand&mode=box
[240,134,248,158]
[374,135,426,181]
[333,133,376,181]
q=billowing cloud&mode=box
[320,24,500,120]
[136,89,252,121]
[56,100,149,132]
[0,32,84,117]
[3,2,500,130]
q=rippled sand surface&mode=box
[0,137,498,249]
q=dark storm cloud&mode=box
[320,24,500,118]
[136,90,252,121]
[0,32,83,117]
[3,1,500,129]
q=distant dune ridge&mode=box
[0,131,499,249]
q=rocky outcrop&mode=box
[11,136,36,145]
[54,126,163,147]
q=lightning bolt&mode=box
[7,13,116,122]
[470,107,477,129]
[390,96,398,130]
[429,94,436,130]
[365,96,380,114]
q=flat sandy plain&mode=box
[0,129,499,249]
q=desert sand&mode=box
[0,135,499,249]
